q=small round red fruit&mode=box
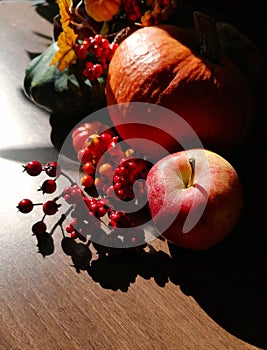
[43,200,60,215]
[78,148,92,164]
[83,162,95,175]
[44,162,60,177]
[81,174,94,188]
[39,179,57,194]
[17,199,34,213]
[23,160,42,176]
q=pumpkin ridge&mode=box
[106,23,257,156]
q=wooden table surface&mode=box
[0,2,266,349]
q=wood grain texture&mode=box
[0,2,266,350]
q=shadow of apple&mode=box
[167,216,267,350]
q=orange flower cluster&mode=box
[84,0,121,22]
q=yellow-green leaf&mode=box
[51,26,78,71]
[57,0,73,30]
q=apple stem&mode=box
[188,158,195,187]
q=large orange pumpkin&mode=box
[105,14,257,160]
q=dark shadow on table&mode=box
[87,244,171,292]
[83,213,267,349]
[0,146,58,164]
[33,0,59,24]
[168,219,267,350]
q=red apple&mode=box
[146,149,243,250]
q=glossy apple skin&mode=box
[146,149,243,250]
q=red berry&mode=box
[70,231,78,239]
[94,34,103,44]
[70,218,78,226]
[64,186,83,205]
[32,221,47,235]
[72,130,90,152]
[63,186,72,196]
[111,158,151,201]
[42,200,60,215]
[63,194,71,203]
[98,163,113,179]
[95,205,107,218]
[75,41,89,59]
[81,174,94,188]
[100,132,113,146]
[23,160,42,176]
[94,63,103,78]
[44,162,60,177]
[109,211,123,223]
[117,189,128,200]
[39,179,57,194]
[93,44,102,58]
[83,64,96,80]
[63,186,72,203]
[85,198,97,211]
[17,199,34,213]
[113,182,122,191]
[85,61,94,70]
[115,166,127,177]
[108,142,122,156]
[83,162,95,175]
[65,224,74,233]
[121,0,141,22]
[78,148,92,164]
[89,202,98,213]
[70,186,83,202]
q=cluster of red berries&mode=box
[17,161,62,257]
[141,0,175,26]
[16,122,152,267]
[75,125,152,204]
[17,161,60,215]
[121,0,142,21]
[61,183,146,250]
[75,34,118,81]
[118,0,174,25]
[111,158,149,201]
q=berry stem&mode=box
[72,0,98,35]
[58,171,76,186]
[50,205,75,236]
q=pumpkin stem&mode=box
[193,11,220,63]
